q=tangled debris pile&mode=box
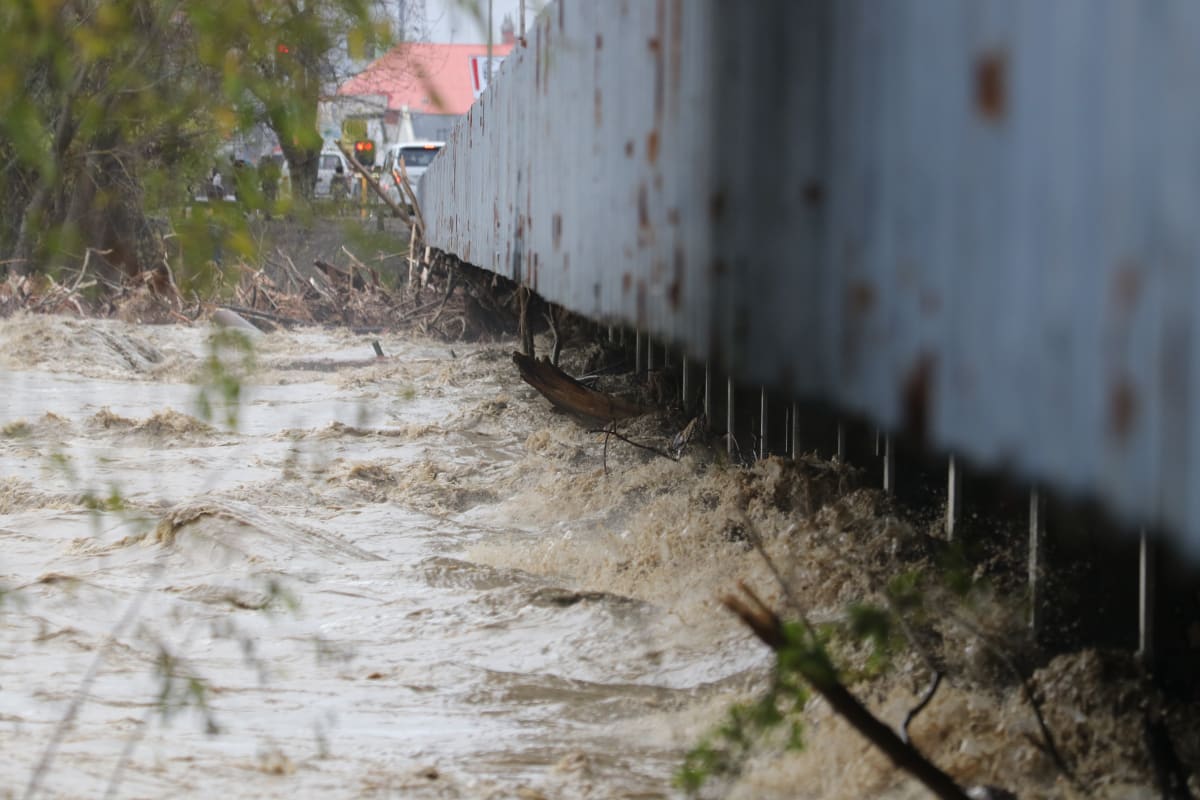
[0,228,518,341]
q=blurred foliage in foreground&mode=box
[0,0,383,284]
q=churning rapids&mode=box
[5,314,1185,800]
[0,314,779,799]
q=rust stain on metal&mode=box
[594,33,604,126]
[552,213,563,250]
[668,245,685,309]
[1109,377,1137,442]
[847,281,876,315]
[1110,260,1143,315]
[670,0,683,95]
[652,0,665,122]
[709,190,726,222]
[638,184,650,231]
[625,139,635,158]
[803,180,824,208]
[974,50,1008,122]
[646,130,660,165]
[902,353,936,442]
[622,272,633,293]
[667,207,680,226]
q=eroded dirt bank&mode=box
[0,312,1196,799]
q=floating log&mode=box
[211,308,263,337]
[513,352,646,426]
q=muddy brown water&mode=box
[0,314,777,800]
[1,314,1185,800]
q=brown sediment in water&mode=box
[0,312,1195,799]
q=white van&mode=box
[380,141,444,204]
[314,150,351,198]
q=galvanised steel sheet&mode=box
[423,0,1200,553]
[422,0,716,351]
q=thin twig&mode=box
[427,264,457,328]
[586,426,678,462]
[602,421,612,476]
[902,671,943,744]
[723,583,973,800]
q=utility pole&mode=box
[486,0,494,85]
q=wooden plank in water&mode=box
[512,352,645,426]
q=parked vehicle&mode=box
[314,150,351,198]
[380,141,444,204]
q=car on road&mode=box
[380,141,444,204]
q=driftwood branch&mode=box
[517,286,534,357]
[216,303,303,329]
[334,139,413,224]
[513,351,647,426]
[543,305,563,366]
[902,671,943,744]
[393,158,426,235]
[722,582,973,800]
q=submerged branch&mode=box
[721,582,973,800]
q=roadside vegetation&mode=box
[0,0,384,288]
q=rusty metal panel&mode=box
[423,0,1200,552]
[422,0,717,350]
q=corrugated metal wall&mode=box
[422,0,1200,553]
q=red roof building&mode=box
[337,41,514,135]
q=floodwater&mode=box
[0,314,1183,800]
[0,314,772,799]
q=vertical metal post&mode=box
[1138,528,1156,669]
[874,428,882,457]
[791,402,800,459]
[882,434,895,494]
[607,325,614,343]
[1029,488,1046,634]
[635,330,644,378]
[704,361,712,423]
[946,455,961,539]
[759,388,768,459]
[647,335,656,373]
[726,377,735,457]
[486,0,494,84]
[681,357,691,413]
[835,421,845,463]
